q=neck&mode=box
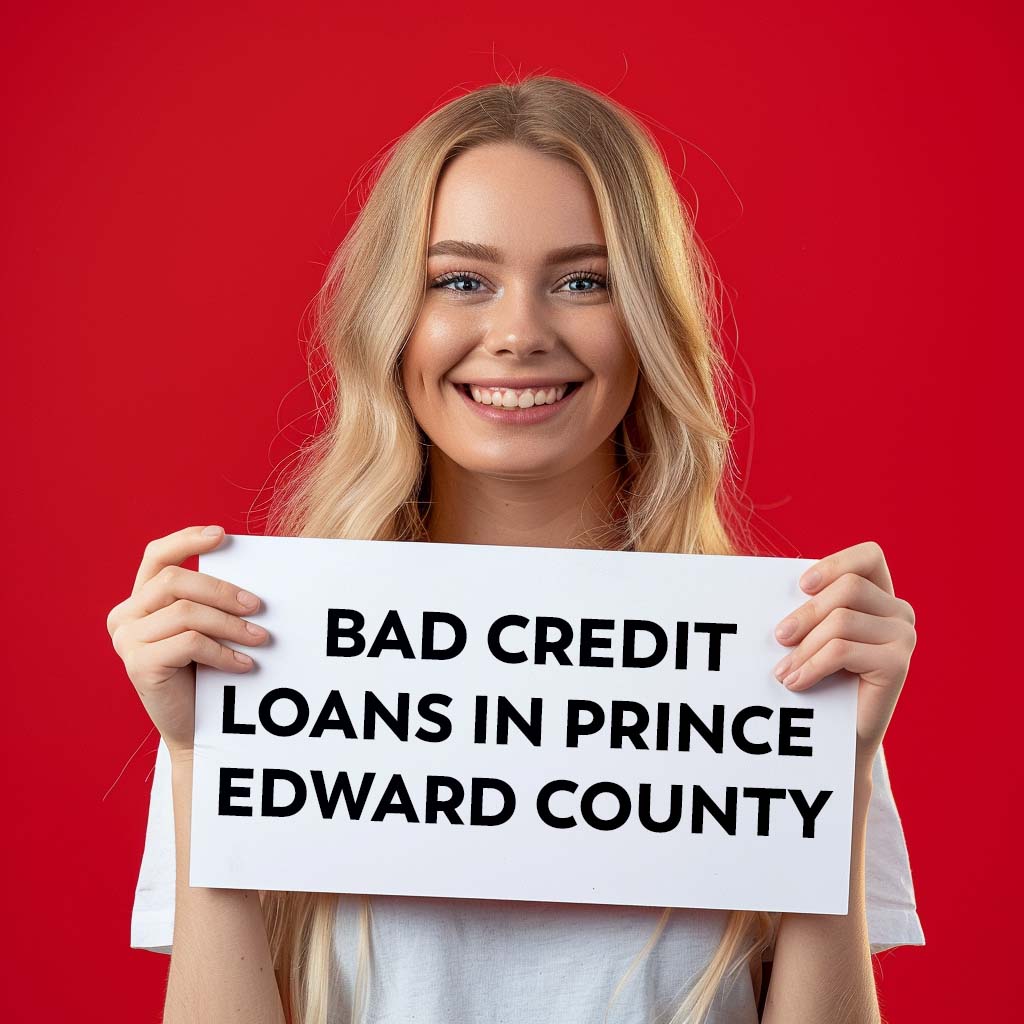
[424,440,624,550]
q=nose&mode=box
[481,292,556,358]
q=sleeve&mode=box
[761,741,924,961]
[130,737,176,953]
[864,743,925,954]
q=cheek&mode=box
[590,336,639,405]
[403,316,470,394]
[401,332,462,434]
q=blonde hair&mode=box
[254,73,775,1023]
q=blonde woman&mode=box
[110,76,923,1023]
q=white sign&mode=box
[191,536,858,914]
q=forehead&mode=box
[428,143,606,260]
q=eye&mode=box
[431,271,487,294]
[429,269,610,297]
[559,270,608,295]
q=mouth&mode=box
[456,381,583,408]
[451,379,585,424]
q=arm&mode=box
[761,764,878,1024]
[104,526,285,1022]
[163,751,287,1024]
[764,541,918,1024]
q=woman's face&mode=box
[400,142,639,480]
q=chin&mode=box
[456,450,574,480]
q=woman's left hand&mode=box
[772,540,917,769]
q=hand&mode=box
[771,540,917,767]
[105,525,270,761]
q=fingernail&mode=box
[237,590,259,609]
[775,618,797,641]
[783,668,801,688]
[233,650,253,665]
[774,656,793,680]
[202,525,224,537]
[245,621,267,637]
[801,569,821,591]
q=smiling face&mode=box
[400,142,639,482]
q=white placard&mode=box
[191,536,858,914]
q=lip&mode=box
[452,380,583,424]
[452,377,581,389]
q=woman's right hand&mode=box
[105,524,270,761]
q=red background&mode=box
[3,1,1018,1020]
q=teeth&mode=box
[467,384,570,407]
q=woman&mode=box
[109,75,923,1023]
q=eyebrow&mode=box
[426,240,608,265]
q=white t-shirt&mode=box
[131,739,924,1022]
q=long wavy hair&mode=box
[255,73,776,1024]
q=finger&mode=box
[775,572,913,647]
[139,630,255,684]
[780,637,907,692]
[774,607,904,683]
[131,525,229,598]
[110,565,260,644]
[131,599,269,649]
[135,564,261,619]
[799,540,894,598]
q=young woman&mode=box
[109,76,923,1023]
